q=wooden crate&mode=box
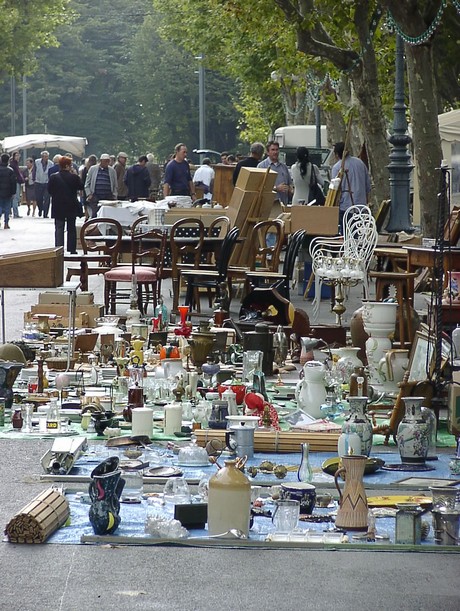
[0,247,64,288]
[194,429,340,453]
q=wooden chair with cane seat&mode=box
[104,216,166,314]
[227,218,285,303]
[64,218,123,291]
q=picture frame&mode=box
[407,330,451,382]
[407,331,433,382]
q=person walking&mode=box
[48,156,83,254]
[124,155,151,201]
[23,157,37,217]
[332,141,371,232]
[33,150,53,217]
[0,153,17,229]
[291,146,324,205]
[84,153,117,217]
[9,151,25,218]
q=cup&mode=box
[163,476,191,505]
[272,499,300,533]
[121,470,144,503]
[280,482,316,515]
[28,378,39,394]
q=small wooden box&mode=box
[290,206,339,235]
[0,247,64,288]
[235,167,277,192]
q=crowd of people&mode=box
[0,138,370,250]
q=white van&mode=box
[273,125,332,179]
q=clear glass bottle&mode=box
[46,398,61,433]
[297,442,313,483]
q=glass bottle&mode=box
[46,398,61,433]
[297,442,313,483]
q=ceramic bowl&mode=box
[321,456,385,477]
[280,482,316,514]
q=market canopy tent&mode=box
[0,134,87,157]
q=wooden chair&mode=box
[227,218,285,302]
[181,227,240,312]
[64,218,123,291]
[245,229,306,301]
[169,218,205,312]
[104,216,166,314]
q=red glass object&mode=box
[174,305,192,337]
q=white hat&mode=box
[100,153,111,160]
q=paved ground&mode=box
[0,212,459,611]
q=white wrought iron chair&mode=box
[309,205,378,323]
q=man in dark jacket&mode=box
[48,156,83,253]
[0,153,17,229]
[124,155,151,201]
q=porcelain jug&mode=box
[295,361,326,419]
[334,455,368,531]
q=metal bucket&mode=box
[432,509,460,546]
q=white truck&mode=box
[273,125,332,177]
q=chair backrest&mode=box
[342,205,378,271]
[170,217,205,274]
[282,229,306,278]
[250,218,285,272]
[130,215,167,277]
[216,226,240,279]
[207,215,230,238]
[80,217,123,267]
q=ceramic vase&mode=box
[88,457,125,535]
[341,396,373,456]
[335,347,363,383]
[362,301,398,387]
[396,397,430,464]
[295,361,326,419]
[334,455,368,531]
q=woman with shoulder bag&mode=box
[291,146,324,205]
[48,156,84,254]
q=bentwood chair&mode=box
[227,218,285,303]
[169,218,205,312]
[104,216,166,314]
[65,218,123,291]
[245,229,306,301]
[181,226,240,312]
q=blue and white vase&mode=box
[397,397,430,464]
[341,396,373,456]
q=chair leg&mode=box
[110,281,117,314]
[104,281,110,314]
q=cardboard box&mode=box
[290,206,339,235]
[235,167,277,192]
[38,291,94,305]
[27,303,104,327]
[0,247,64,288]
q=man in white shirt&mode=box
[193,157,215,201]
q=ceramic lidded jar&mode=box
[396,397,430,464]
[341,396,373,456]
[208,459,251,537]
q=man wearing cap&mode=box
[84,153,117,217]
[33,150,53,217]
[114,152,128,201]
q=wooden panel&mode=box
[213,164,235,206]
[0,247,64,288]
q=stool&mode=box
[369,271,418,346]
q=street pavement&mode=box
[0,212,458,611]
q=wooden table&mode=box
[403,245,460,275]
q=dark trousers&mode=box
[35,183,50,217]
[55,217,77,253]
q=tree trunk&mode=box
[405,42,443,237]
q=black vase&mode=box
[88,456,125,535]
[91,411,115,436]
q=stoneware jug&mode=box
[295,360,326,419]
[208,459,251,537]
[334,455,369,531]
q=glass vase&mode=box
[297,443,313,483]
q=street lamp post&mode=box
[386,34,414,232]
[196,55,206,160]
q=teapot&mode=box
[295,360,326,419]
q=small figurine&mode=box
[244,391,280,430]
